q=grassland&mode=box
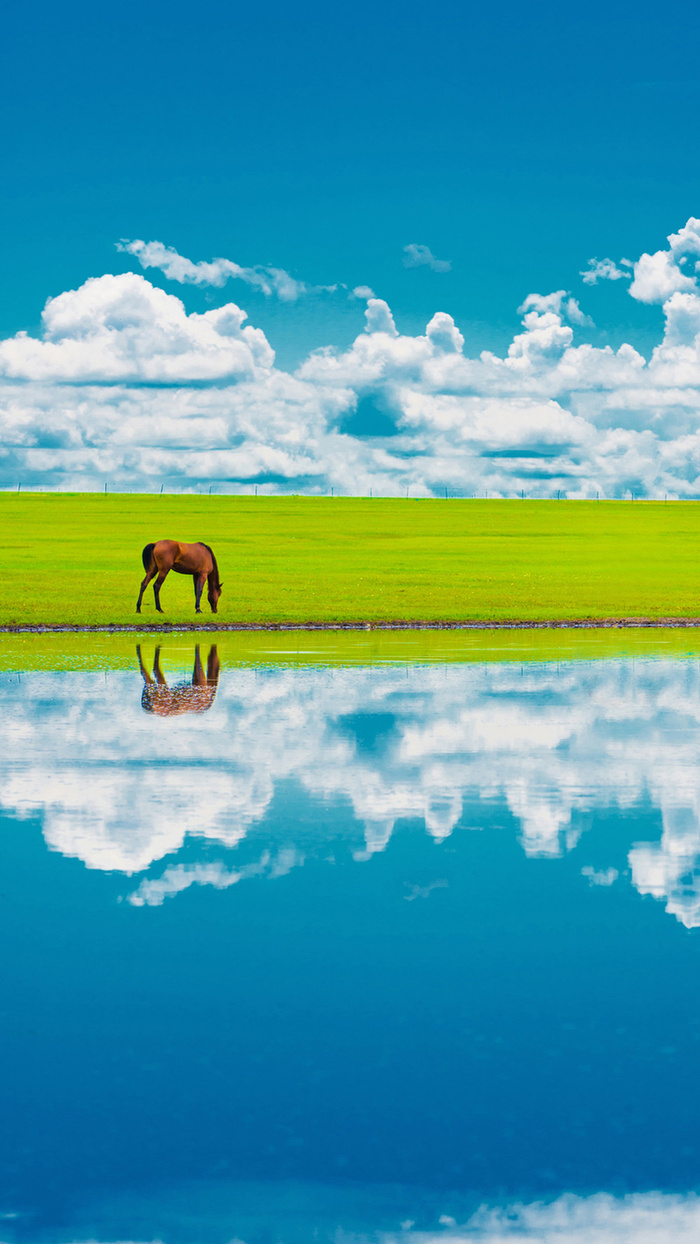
[1,492,700,628]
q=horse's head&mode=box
[208,581,223,613]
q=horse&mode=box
[137,643,221,716]
[136,540,223,614]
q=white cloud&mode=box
[667,217,700,259]
[626,219,700,304]
[580,220,700,304]
[6,218,700,496]
[363,298,399,337]
[118,238,310,301]
[402,243,452,273]
[518,290,593,328]
[628,250,696,304]
[0,272,274,382]
[581,257,632,284]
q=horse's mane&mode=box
[201,542,220,586]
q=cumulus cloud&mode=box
[403,243,452,273]
[628,250,697,303]
[0,272,274,382]
[6,218,700,496]
[518,289,594,327]
[668,217,700,259]
[4,655,700,927]
[363,298,399,336]
[576,220,700,306]
[578,221,700,304]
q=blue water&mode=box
[2,646,700,1241]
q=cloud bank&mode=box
[4,219,700,495]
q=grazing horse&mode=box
[136,540,223,614]
[137,643,221,716]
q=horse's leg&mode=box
[136,644,154,683]
[194,572,207,613]
[207,644,220,685]
[153,569,169,613]
[192,644,205,686]
[153,646,167,685]
[136,567,156,613]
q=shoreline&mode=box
[4,617,700,634]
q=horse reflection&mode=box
[137,644,220,716]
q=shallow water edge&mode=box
[4,623,700,672]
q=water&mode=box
[2,639,700,1241]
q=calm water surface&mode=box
[2,642,700,1241]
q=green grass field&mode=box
[1,493,700,627]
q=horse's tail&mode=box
[201,543,219,585]
[142,542,156,573]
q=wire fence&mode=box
[1,484,692,501]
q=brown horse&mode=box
[137,643,220,715]
[136,540,223,614]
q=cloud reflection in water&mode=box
[2,651,700,924]
[24,1185,700,1244]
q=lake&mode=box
[2,632,700,1242]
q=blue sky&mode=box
[3,0,699,359]
[2,0,700,494]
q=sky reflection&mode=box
[7,1184,700,1243]
[2,647,700,1238]
[2,649,700,923]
